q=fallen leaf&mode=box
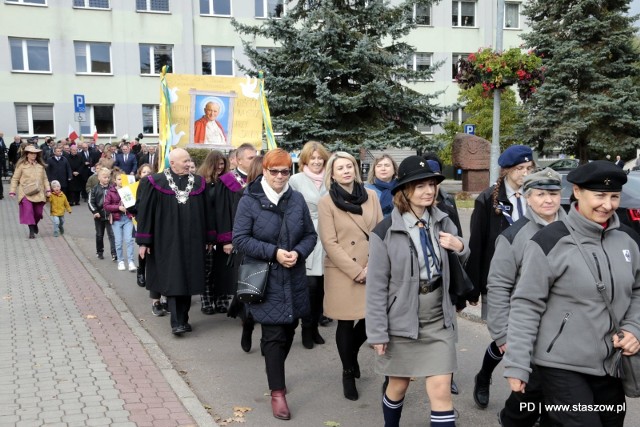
[324,422,341,427]
[233,406,251,413]
[232,417,246,423]
[179,370,188,375]
[2,295,11,300]
[86,315,97,319]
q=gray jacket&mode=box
[504,204,640,383]
[366,206,469,344]
[487,208,567,346]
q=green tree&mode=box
[519,0,640,162]
[232,0,449,153]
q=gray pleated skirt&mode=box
[374,287,457,377]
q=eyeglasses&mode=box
[267,168,291,177]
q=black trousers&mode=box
[94,219,116,255]
[167,295,191,328]
[501,365,550,427]
[537,365,626,427]
[261,320,299,391]
[301,275,324,328]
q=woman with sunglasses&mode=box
[318,151,383,401]
[233,149,317,420]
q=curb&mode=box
[62,232,218,427]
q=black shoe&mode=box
[28,231,35,239]
[97,253,104,260]
[301,327,314,349]
[152,301,166,317]
[172,325,188,335]
[184,323,193,332]
[111,254,117,262]
[474,372,491,409]
[342,368,359,401]
[241,323,253,353]
[162,301,170,313]
[451,377,459,395]
[201,306,215,315]
[312,327,325,345]
[136,272,146,287]
[34,224,39,234]
[215,305,228,314]
[319,315,333,326]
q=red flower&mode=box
[487,67,492,72]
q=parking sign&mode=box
[74,94,86,113]
[464,124,476,135]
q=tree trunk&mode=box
[576,134,590,164]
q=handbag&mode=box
[566,222,640,398]
[236,198,289,304]
[22,180,41,196]
[447,250,474,308]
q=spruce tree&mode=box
[232,0,448,152]
[519,0,640,161]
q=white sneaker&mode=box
[117,261,125,271]
[128,261,137,272]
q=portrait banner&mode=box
[160,74,263,151]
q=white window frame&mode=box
[136,0,169,13]
[255,0,285,18]
[9,38,51,73]
[504,2,520,29]
[15,104,54,136]
[407,53,433,80]
[139,44,173,75]
[200,0,231,16]
[74,41,112,74]
[452,0,476,27]
[202,46,234,76]
[451,107,471,125]
[452,53,470,80]
[5,0,47,6]
[72,0,110,8]
[80,105,115,136]
[142,104,160,136]
[414,3,431,26]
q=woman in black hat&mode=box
[366,156,468,427]
[505,160,640,427]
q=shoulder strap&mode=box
[564,220,624,337]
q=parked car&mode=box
[561,171,640,234]
[547,158,580,171]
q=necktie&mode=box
[515,192,524,219]
[150,155,154,165]
[124,154,128,163]
[85,151,89,160]
[417,220,441,280]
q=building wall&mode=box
[0,0,528,142]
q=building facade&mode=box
[0,0,527,143]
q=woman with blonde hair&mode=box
[319,151,382,400]
[289,140,331,349]
[9,145,51,239]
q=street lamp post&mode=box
[490,0,505,184]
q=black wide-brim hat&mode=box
[392,155,445,195]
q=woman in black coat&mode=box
[233,148,317,421]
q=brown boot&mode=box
[270,389,291,420]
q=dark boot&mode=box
[301,327,314,349]
[312,326,325,345]
[34,223,39,234]
[353,352,361,379]
[136,268,146,287]
[473,371,491,409]
[241,321,254,353]
[28,225,35,239]
[270,389,291,420]
[342,368,358,401]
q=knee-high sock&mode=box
[382,393,404,427]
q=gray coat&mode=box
[487,208,567,346]
[504,204,640,383]
[366,206,469,344]
[288,172,327,276]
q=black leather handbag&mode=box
[236,260,271,304]
[447,250,474,304]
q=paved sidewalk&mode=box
[0,183,214,426]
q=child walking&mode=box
[104,170,136,272]
[88,167,117,260]
[49,180,72,237]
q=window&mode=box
[79,105,114,135]
[74,42,111,74]
[202,47,234,76]
[73,0,109,8]
[414,3,431,25]
[200,0,230,15]
[407,53,432,72]
[136,0,168,12]
[451,107,471,125]
[452,1,475,27]
[139,44,173,75]
[9,38,50,72]
[15,104,54,135]
[452,53,469,80]
[255,0,284,18]
[142,105,160,135]
[5,0,46,5]
[505,2,520,28]
[416,122,433,134]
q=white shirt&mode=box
[205,121,225,145]
[505,182,526,222]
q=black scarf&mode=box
[329,181,368,215]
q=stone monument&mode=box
[452,133,491,192]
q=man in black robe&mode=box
[136,148,214,335]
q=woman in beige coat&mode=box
[9,145,51,239]
[318,151,382,401]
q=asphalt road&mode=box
[58,192,640,426]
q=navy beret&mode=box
[498,145,533,168]
[567,160,627,192]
